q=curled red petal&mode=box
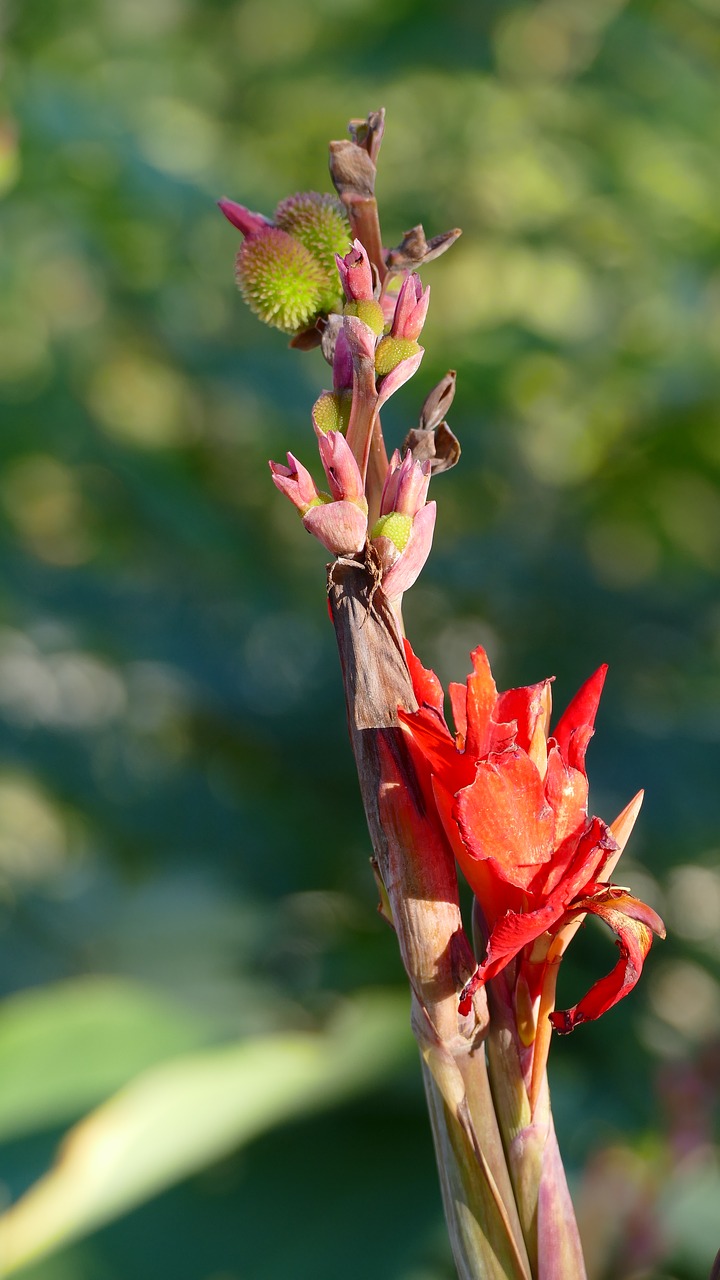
[550,889,666,1033]
[475,817,614,979]
[552,664,607,773]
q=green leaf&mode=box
[0,990,412,1274]
[0,977,218,1144]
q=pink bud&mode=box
[380,451,431,518]
[303,500,368,556]
[269,454,320,514]
[316,431,367,507]
[336,239,375,303]
[218,198,272,238]
[391,274,430,341]
[380,501,436,600]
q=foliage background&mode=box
[1,0,720,1276]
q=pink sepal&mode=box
[376,348,424,409]
[391,275,430,341]
[380,450,431,517]
[269,454,319,513]
[381,501,436,600]
[316,430,366,505]
[342,313,379,363]
[218,198,271,238]
[303,500,368,555]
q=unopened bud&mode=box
[336,240,375,303]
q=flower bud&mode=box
[380,451,431,518]
[269,453,325,515]
[336,240,375,303]
[236,228,325,333]
[317,430,367,509]
[390,274,430,341]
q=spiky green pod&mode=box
[236,228,324,334]
[275,192,351,313]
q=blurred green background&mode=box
[1,0,720,1277]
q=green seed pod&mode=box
[344,299,385,336]
[312,390,353,435]
[370,511,413,552]
[275,192,351,313]
[236,228,324,334]
[374,337,421,377]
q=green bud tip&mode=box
[371,511,413,552]
[275,192,351,314]
[235,228,325,334]
[313,391,353,435]
[374,337,421,377]
[344,299,385,336]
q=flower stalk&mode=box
[220,107,665,1280]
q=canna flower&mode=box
[398,645,665,1034]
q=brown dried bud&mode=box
[347,109,385,165]
[420,371,457,431]
[385,225,462,273]
[402,373,461,474]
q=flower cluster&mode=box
[337,239,430,414]
[399,643,665,1033]
[269,434,435,602]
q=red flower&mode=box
[399,643,665,1036]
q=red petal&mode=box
[552,664,607,773]
[477,816,615,978]
[550,889,665,1033]
[533,814,616,899]
[399,704,463,787]
[454,750,554,888]
[403,639,444,717]
[464,647,499,759]
[495,679,551,755]
[543,743,588,852]
[448,682,468,743]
